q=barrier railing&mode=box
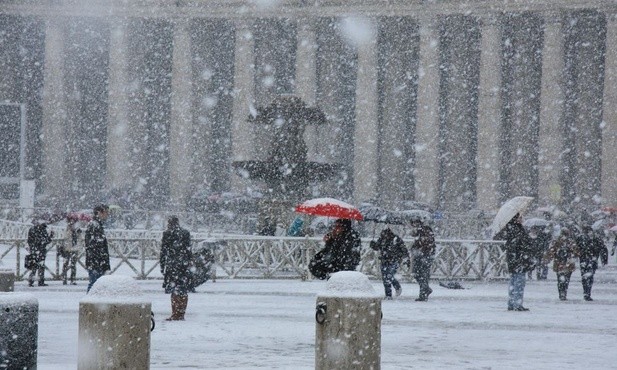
[0,234,507,281]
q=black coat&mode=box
[411,225,436,257]
[495,221,535,274]
[85,218,111,272]
[370,230,407,265]
[309,227,361,279]
[27,224,52,260]
[576,231,609,268]
[160,226,193,294]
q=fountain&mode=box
[233,95,337,234]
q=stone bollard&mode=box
[315,271,382,370]
[0,269,15,292]
[78,276,151,370]
[0,293,38,369]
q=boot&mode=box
[166,294,188,321]
[177,295,188,320]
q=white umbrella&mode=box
[488,196,534,238]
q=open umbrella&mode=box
[488,196,534,238]
[295,197,363,221]
[358,204,402,224]
[396,209,433,224]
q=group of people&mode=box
[26,204,192,321]
[495,213,609,311]
[26,204,110,289]
[308,217,437,302]
[24,205,611,321]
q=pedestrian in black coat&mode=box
[160,216,193,320]
[85,204,110,292]
[410,220,436,301]
[495,214,535,311]
[370,228,408,299]
[576,225,609,301]
[27,222,54,287]
[309,219,361,279]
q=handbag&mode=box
[25,254,36,269]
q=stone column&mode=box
[537,13,566,207]
[352,18,379,204]
[169,19,194,207]
[296,20,321,162]
[601,13,617,207]
[475,15,502,211]
[40,17,67,203]
[106,19,131,193]
[414,18,441,206]
[231,19,255,192]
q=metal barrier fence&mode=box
[0,233,508,281]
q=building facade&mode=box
[0,0,616,213]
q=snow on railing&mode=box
[0,224,507,280]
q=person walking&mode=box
[410,219,436,302]
[370,228,408,300]
[529,225,552,280]
[160,216,193,321]
[27,221,54,287]
[495,214,535,311]
[61,217,81,285]
[85,204,110,293]
[575,225,608,301]
[544,228,579,301]
[309,219,362,279]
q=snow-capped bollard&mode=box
[0,293,38,369]
[315,271,382,370]
[0,269,15,292]
[78,276,151,370]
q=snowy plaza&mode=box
[10,263,617,370]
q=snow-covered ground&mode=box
[8,264,617,370]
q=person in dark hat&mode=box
[409,219,436,301]
[370,228,408,299]
[160,216,193,320]
[27,221,54,287]
[85,204,110,292]
[575,225,608,301]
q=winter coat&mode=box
[494,220,535,274]
[371,229,408,265]
[85,218,111,272]
[27,224,53,261]
[544,234,579,273]
[411,225,436,257]
[160,226,193,294]
[320,227,361,272]
[576,231,609,269]
[63,225,82,253]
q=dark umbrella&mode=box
[358,205,403,224]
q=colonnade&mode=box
[1,0,616,212]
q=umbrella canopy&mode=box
[295,197,363,221]
[358,205,402,224]
[523,218,550,229]
[488,196,534,238]
[396,209,433,224]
